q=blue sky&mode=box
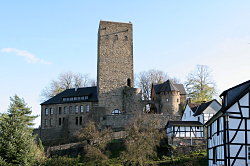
[1,1,250,127]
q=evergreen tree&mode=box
[0,95,43,165]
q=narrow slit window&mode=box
[59,118,62,126]
[127,78,131,87]
[75,117,78,125]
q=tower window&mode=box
[114,34,118,40]
[127,78,131,87]
[112,109,121,115]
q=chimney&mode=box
[75,83,78,91]
[186,98,191,104]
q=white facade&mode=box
[166,124,204,138]
[181,105,198,121]
[207,86,250,165]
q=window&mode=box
[114,34,118,40]
[59,118,62,126]
[45,108,49,115]
[79,117,82,125]
[69,106,73,114]
[197,126,200,129]
[75,105,78,113]
[127,78,131,87]
[112,109,121,115]
[166,98,169,102]
[45,119,48,126]
[58,107,62,114]
[85,96,88,100]
[177,98,179,102]
[50,119,52,127]
[64,106,67,114]
[50,108,53,115]
[63,117,65,124]
[86,105,90,113]
[124,35,128,41]
[80,105,84,113]
[198,117,200,122]
[75,117,78,125]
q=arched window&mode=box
[127,78,131,87]
[112,109,121,115]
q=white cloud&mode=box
[0,48,51,64]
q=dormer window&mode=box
[63,96,89,102]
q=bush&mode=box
[44,156,81,166]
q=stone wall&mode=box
[97,21,134,114]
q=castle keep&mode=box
[39,21,186,144]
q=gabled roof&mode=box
[187,103,199,113]
[153,80,186,95]
[166,121,203,128]
[220,80,250,107]
[41,86,98,105]
[205,80,250,126]
[193,100,220,116]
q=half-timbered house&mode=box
[166,100,221,145]
[205,80,250,166]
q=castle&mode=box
[39,21,186,144]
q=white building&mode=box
[166,100,221,145]
[205,80,250,166]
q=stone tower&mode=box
[97,21,134,114]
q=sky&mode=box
[1,1,250,127]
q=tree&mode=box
[41,71,93,101]
[121,115,164,165]
[77,121,112,165]
[185,65,216,103]
[0,95,45,165]
[137,69,169,100]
